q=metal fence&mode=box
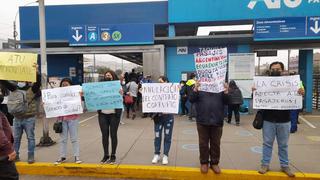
[313,74,320,109]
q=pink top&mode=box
[57,114,80,121]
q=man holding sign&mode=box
[0,62,41,164]
[253,62,304,177]
[190,48,229,174]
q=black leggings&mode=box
[0,158,19,180]
[98,113,120,157]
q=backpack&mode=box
[7,89,28,117]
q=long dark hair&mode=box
[59,78,73,87]
[229,80,239,90]
[104,70,119,81]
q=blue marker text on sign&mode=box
[82,81,124,111]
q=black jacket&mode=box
[189,90,228,126]
[228,88,243,105]
[263,110,290,123]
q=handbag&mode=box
[124,95,134,104]
[252,110,264,130]
[53,121,63,133]
[124,83,134,104]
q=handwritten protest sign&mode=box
[142,83,180,114]
[253,75,303,110]
[42,85,83,118]
[194,48,228,93]
[82,81,123,111]
[0,52,37,82]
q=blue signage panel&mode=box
[69,24,154,46]
[254,16,320,41]
[169,0,320,23]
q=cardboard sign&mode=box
[0,52,37,82]
[194,48,228,93]
[142,83,180,114]
[42,85,83,118]
[82,81,123,111]
[253,75,303,110]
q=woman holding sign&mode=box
[98,70,123,164]
[151,76,174,165]
[54,78,82,165]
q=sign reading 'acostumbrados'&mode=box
[42,85,83,118]
[194,48,228,93]
[0,52,37,82]
[142,83,180,114]
[253,75,303,110]
[82,81,123,111]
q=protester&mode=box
[54,78,82,165]
[0,73,41,164]
[189,80,228,174]
[179,81,189,116]
[98,70,123,164]
[0,85,14,126]
[289,72,304,133]
[226,80,243,126]
[0,111,19,180]
[151,76,174,165]
[125,77,138,120]
[186,73,197,121]
[255,61,304,177]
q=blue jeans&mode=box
[13,117,36,157]
[154,118,174,156]
[59,120,80,158]
[290,110,299,132]
[262,121,291,167]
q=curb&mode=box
[17,162,320,179]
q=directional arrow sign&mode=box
[310,20,320,34]
[72,30,83,42]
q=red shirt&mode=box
[0,112,14,157]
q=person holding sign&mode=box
[54,78,82,165]
[0,72,41,164]
[98,70,123,165]
[189,80,228,174]
[151,76,175,165]
[254,62,304,177]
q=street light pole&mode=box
[13,1,37,49]
[37,0,54,146]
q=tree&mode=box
[96,66,111,75]
[115,69,123,77]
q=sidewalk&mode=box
[16,111,320,179]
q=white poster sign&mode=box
[228,53,255,80]
[42,85,83,118]
[142,83,180,114]
[194,48,228,93]
[253,75,303,110]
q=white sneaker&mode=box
[162,155,168,165]
[152,154,160,164]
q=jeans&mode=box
[180,97,189,115]
[98,113,120,157]
[290,110,299,132]
[154,117,174,156]
[262,121,291,167]
[228,104,240,123]
[13,117,36,157]
[59,120,80,158]
[197,123,223,165]
[0,158,19,180]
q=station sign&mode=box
[254,16,320,41]
[69,24,154,46]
